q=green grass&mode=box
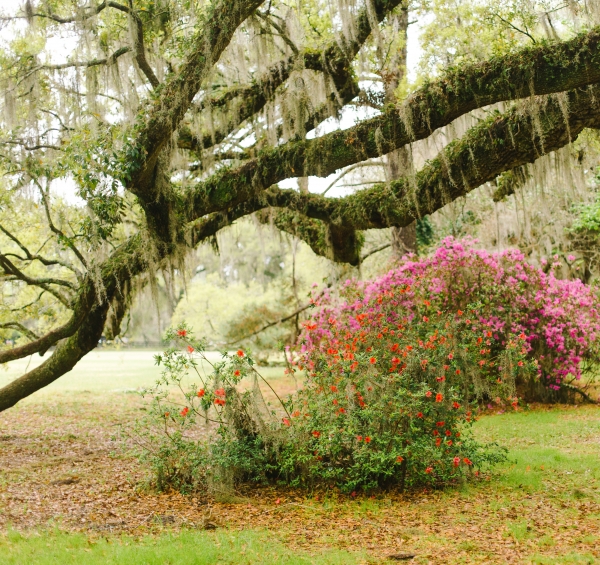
[0,529,363,565]
[0,350,286,396]
[474,408,600,497]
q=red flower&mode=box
[180,407,189,416]
[312,431,321,438]
[452,401,460,409]
[333,399,338,405]
[364,436,371,443]
[455,369,461,375]
[396,456,404,463]
[436,421,445,427]
[518,361,524,366]
[435,393,443,403]
[463,458,472,465]
[435,437,442,446]
[197,389,205,397]
[416,412,423,418]
[447,440,453,446]
[236,349,244,357]
[457,310,463,316]
[425,391,432,398]
[425,467,433,474]
[164,412,170,418]
[453,456,460,467]
[215,388,225,397]
[177,329,187,337]
[445,430,452,436]
[423,316,429,322]
[187,345,194,353]
[275,498,281,505]
[433,430,439,436]
[356,435,363,441]
[330,385,338,392]
[214,398,226,406]
[369,357,377,364]
[448,353,454,360]
[282,418,291,426]
[338,408,346,414]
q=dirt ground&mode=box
[1,390,599,564]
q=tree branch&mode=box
[179,0,406,154]
[128,6,160,88]
[0,253,73,305]
[35,182,88,268]
[259,86,600,231]
[0,323,39,341]
[126,0,265,195]
[0,223,80,276]
[187,26,600,221]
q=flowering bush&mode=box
[302,237,600,401]
[280,292,532,491]
[138,308,530,493]
[137,238,598,494]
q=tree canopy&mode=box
[1,0,600,411]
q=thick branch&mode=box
[126,0,265,195]
[0,235,149,409]
[180,0,405,153]
[188,26,600,219]
[129,10,160,88]
[260,87,600,230]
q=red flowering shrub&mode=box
[276,287,532,491]
[139,305,532,492]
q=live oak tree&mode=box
[1,0,600,411]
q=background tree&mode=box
[1,0,600,411]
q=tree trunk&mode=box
[382,6,417,258]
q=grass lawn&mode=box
[0,351,599,564]
[0,529,364,565]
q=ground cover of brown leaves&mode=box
[1,391,599,564]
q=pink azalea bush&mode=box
[300,237,600,400]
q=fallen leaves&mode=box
[0,394,598,564]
